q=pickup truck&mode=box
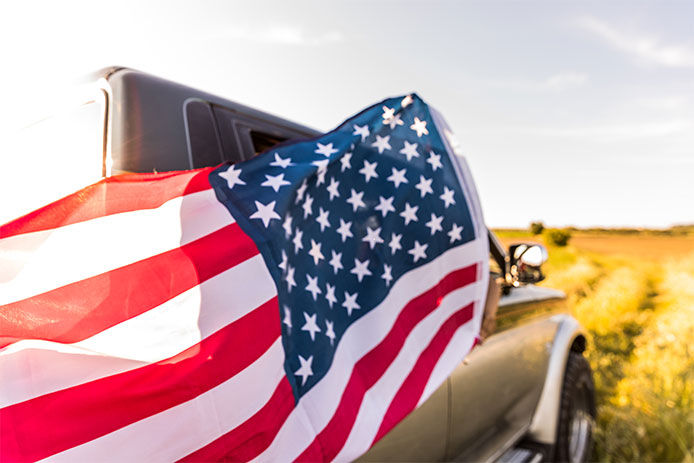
[2,67,595,462]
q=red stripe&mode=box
[373,302,475,443]
[0,297,281,463]
[178,378,295,462]
[0,222,257,348]
[296,263,478,462]
[0,167,215,239]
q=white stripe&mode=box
[0,255,276,408]
[0,188,231,305]
[335,283,482,462]
[43,339,286,463]
[254,239,487,462]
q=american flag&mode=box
[0,94,488,461]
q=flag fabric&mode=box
[0,94,488,461]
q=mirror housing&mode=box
[509,243,548,284]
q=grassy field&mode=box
[494,230,694,462]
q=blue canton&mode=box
[209,94,475,401]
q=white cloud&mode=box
[578,17,694,68]
[208,25,343,46]
[505,119,692,142]
[489,71,588,92]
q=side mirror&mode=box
[509,243,548,284]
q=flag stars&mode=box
[408,241,429,263]
[425,213,444,235]
[313,160,329,186]
[283,306,292,330]
[427,151,443,171]
[410,117,429,137]
[315,142,339,157]
[384,112,404,130]
[218,165,246,189]
[302,194,313,219]
[415,175,434,198]
[295,180,308,204]
[353,124,370,142]
[336,218,354,242]
[286,265,296,292]
[351,258,372,282]
[346,189,366,212]
[295,355,313,386]
[448,223,464,243]
[387,167,408,188]
[270,152,294,169]
[325,283,337,308]
[278,250,288,272]
[293,230,304,253]
[382,105,395,122]
[325,320,336,345]
[250,200,280,227]
[329,250,344,274]
[301,312,321,341]
[305,275,322,300]
[326,178,340,200]
[401,95,414,107]
[389,233,403,254]
[261,173,290,192]
[341,152,352,172]
[400,202,419,225]
[316,207,331,231]
[375,196,395,217]
[342,291,360,316]
[283,215,293,238]
[359,160,379,183]
[440,186,456,208]
[399,141,420,161]
[308,239,325,265]
[382,264,393,286]
[372,135,392,154]
[362,226,384,249]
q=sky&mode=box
[1,0,692,228]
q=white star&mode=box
[425,213,444,235]
[401,95,414,107]
[282,214,293,238]
[301,312,321,341]
[399,141,420,161]
[295,180,308,204]
[382,264,393,286]
[316,207,331,231]
[375,196,395,217]
[342,291,361,316]
[325,320,336,345]
[400,202,419,225]
[286,265,296,292]
[315,142,339,157]
[250,200,280,227]
[346,189,366,212]
[325,283,337,308]
[270,152,293,169]
[351,258,372,282]
[294,355,313,386]
[261,173,290,192]
[389,233,403,254]
[427,151,443,171]
[410,117,429,137]
[341,152,352,172]
[292,230,303,253]
[382,105,395,122]
[371,135,392,154]
[408,240,429,263]
[308,239,325,265]
[359,160,379,183]
[302,194,313,219]
[415,175,434,198]
[218,164,246,189]
[384,112,404,130]
[305,274,322,300]
[336,218,353,242]
[329,250,344,274]
[448,223,464,243]
[283,306,292,330]
[362,226,384,250]
[387,167,408,188]
[278,250,288,271]
[440,186,456,208]
[326,177,340,200]
[353,124,370,142]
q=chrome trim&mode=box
[96,77,114,177]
